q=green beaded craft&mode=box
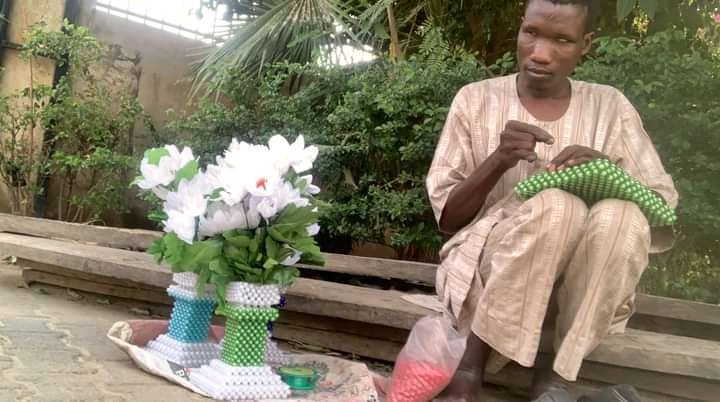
[514,158,676,227]
[217,305,279,367]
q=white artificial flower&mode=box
[137,158,174,190]
[218,139,283,199]
[306,223,320,236]
[151,186,169,200]
[206,163,247,206]
[137,145,195,199]
[299,175,321,195]
[243,164,282,198]
[281,249,303,266]
[244,198,262,229]
[249,181,308,220]
[164,173,213,218]
[166,145,195,168]
[268,135,319,174]
[163,209,197,244]
[198,201,249,238]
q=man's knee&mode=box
[589,199,650,236]
[528,188,588,227]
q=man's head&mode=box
[517,0,594,94]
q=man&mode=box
[426,0,677,400]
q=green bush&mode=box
[166,32,513,260]
[0,21,150,222]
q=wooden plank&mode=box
[635,293,720,327]
[587,328,720,382]
[580,361,719,402]
[273,323,403,362]
[0,213,161,250]
[0,213,437,285]
[276,311,411,343]
[1,233,430,329]
[0,233,170,288]
[2,215,718,330]
[297,253,436,286]
[22,269,172,306]
[629,313,720,342]
[19,259,161,292]
[4,232,720,383]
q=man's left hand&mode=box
[547,145,608,172]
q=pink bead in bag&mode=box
[387,315,467,402]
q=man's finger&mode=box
[559,157,588,170]
[548,147,577,171]
[502,129,536,144]
[506,139,536,151]
[512,149,538,162]
[506,120,555,145]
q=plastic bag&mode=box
[386,315,467,402]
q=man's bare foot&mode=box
[531,367,573,399]
[436,368,482,402]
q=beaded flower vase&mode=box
[145,272,220,367]
[266,291,290,365]
[515,158,676,226]
[189,282,291,401]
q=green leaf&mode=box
[188,239,223,267]
[232,262,264,283]
[147,238,166,263]
[267,225,293,243]
[263,265,299,287]
[638,0,657,19]
[196,268,211,296]
[292,237,324,265]
[249,228,265,263]
[263,258,279,270]
[616,0,636,22]
[223,243,248,264]
[173,159,199,184]
[208,187,224,200]
[148,210,167,223]
[130,175,144,187]
[225,234,251,249]
[265,236,280,260]
[144,148,170,165]
[209,258,231,276]
[162,233,187,268]
[210,274,229,306]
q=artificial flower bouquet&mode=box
[133,135,324,400]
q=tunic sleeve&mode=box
[426,87,476,226]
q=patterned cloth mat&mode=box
[107,320,380,402]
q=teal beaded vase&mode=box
[189,282,291,401]
[145,272,220,367]
[515,158,676,226]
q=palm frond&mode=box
[191,0,362,97]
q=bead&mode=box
[515,160,676,226]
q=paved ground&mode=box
[0,262,208,402]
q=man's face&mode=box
[517,0,592,92]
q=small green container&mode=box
[278,366,318,391]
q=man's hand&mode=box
[494,120,555,169]
[547,145,608,172]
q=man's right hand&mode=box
[494,120,555,169]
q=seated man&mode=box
[426,0,677,399]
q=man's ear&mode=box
[581,31,594,56]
